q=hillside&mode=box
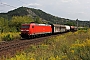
[0,7,90,27]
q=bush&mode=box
[4,29,90,60]
[0,32,20,41]
[2,34,14,41]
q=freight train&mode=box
[20,22,77,38]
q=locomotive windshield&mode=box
[21,25,30,28]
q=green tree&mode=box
[9,16,34,32]
[0,17,9,33]
[34,16,43,23]
[65,21,75,26]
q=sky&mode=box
[0,0,90,21]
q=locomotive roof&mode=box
[38,24,51,26]
[30,23,51,26]
[22,23,51,26]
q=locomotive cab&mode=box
[20,24,30,38]
[21,24,30,33]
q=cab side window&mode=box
[32,26,34,28]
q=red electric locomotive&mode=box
[20,23,52,38]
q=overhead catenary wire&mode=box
[0,0,16,8]
[0,1,17,13]
[0,0,33,12]
[0,0,6,12]
[0,2,16,8]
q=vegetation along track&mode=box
[0,33,63,58]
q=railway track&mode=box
[0,34,59,58]
[0,32,67,58]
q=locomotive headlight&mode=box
[21,30,24,31]
[26,30,29,31]
[21,30,29,31]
